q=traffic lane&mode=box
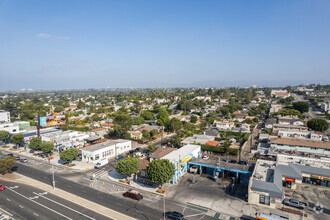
[15,163,163,220]
[0,181,110,220]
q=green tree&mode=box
[40,142,54,153]
[148,144,156,152]
[150,130,158,137]
[116,157,140,176]
[0,130,10,145]
[307,119,329,132]
[113,113,133,131]
[142,130,150,140]
[141,110,155,120]
[292,102,309,113]
[147,159,175,187]
[157,109,169,126]
[190,115,197,123]
[54,106,65,113]
[10,133,24,147]
[0,156,16,174]
[60,148,79,162]
[133,117,144,125]
[167,118,182,132]
[29,137,42,150]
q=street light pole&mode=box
[163,195,165,220]
[52,164,55,189]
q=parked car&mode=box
[0,184,5,191]
[135,147,141,152]
[6,153,14,157]
[129,150,134,154]
[202,155,209,160]
[283,198,307,209]
[94,158,108,168]
[229,160,237,164]
[15,155,20,160]
[239,161,247,165]
[20,158,28,163]
[116,155,124,160]
[164,211,184,220]
[123,189,143,201]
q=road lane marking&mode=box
[33,213,39,216]
[7,188,72,220]
[9,186,19,189]
[67,185,72,188]
[35,193,96,220]
[19,205,24,208]
[6,198,11,201]
[97,196,103,199]
[115,203,122,206]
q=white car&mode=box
[202,155,209,160]
[20,158,28,163]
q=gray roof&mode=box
[203,128,219,137]
[251,162,330,199]
[82,139,130,152]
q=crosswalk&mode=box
[87,168,109,179]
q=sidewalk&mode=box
[0,173,135,220]
[0,145,94,171]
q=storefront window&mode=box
[95,154,99,160]
[259,195,270,206]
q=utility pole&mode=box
[37,116,41,139]
[52,164,55,189]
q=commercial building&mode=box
[182,134,214,145]
[81,139,132,163]
[248,154,330,209]
[0,111,10,123]
[0,121,31,134]
[161,144,201,184]
[276,129,323,141]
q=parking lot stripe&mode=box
[186,205,208,213]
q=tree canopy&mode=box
[307,118,329,132]
[0,156,16,174]
[0,130,10,143]
[292,101,309,113]
[29,137,42,150]
[116,157,140,176]
[147,159,175,187]
[10,133,24,146]
[60,148,79,162]
[40,142,54,153]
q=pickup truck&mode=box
[283,198,307,209]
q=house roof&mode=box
[139,159,149,170]
[205,141,219,147]
[134,132,142,137]
[229,144,240,149]
[151,147,176,159]
[269,138,330,150]
[274,92,289,96]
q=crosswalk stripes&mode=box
[88,169,109,178]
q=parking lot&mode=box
[284,184,330,220]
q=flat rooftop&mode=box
[82,139,130,152]
[190,157,253,172]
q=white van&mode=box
[94,158,108,169]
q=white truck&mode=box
[94,158,108,169]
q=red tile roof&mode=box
[205,141,219,147]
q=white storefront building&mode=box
[81,139,132,163]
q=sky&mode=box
[0,0,330,90]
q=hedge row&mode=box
[201,144,239,155]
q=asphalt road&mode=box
[0,180,110,220]
[14,163,165,220]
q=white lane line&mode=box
[35,193,96,220]
[33,213,39,216]
[19,205,24,208]
[67,185,72,188]
[184,213,206,218]
[6,198,11,201]
[115,203,122,206]
[97,196,103,199]
[7,188,72,220]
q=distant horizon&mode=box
[1,0,330,90]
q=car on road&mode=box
[123,189,143,201]
[15,155,20,160]
[229,160,237,164]
[135,147,141,152]
[164,211,184,219]
[6,153,14,157]
[20,158,28,163]
[8,166,18,173]
[129,150,134,154]
[202,155,209,160]
[283,198,307,209]
[0,184,5,191]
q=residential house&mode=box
[128,131,143,140]
[214,121,235,130]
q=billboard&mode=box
[40,116,47,126]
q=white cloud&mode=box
[36,33,52,38]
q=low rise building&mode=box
[81,139,132,163]
[276,129,323,141]
[248,155,330,209]
[182,134,215,145]
[0,111,10,123]
[214,121,235,130]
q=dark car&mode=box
[135,147,141,152]
[239,161,247,165]
[229,160,237,164]
[8,166,18,173]
[129,150,134,154]
[123,189,143,201]
[164,211,184,220]
[7,153,14,157]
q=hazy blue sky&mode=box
[1,0,330,90]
